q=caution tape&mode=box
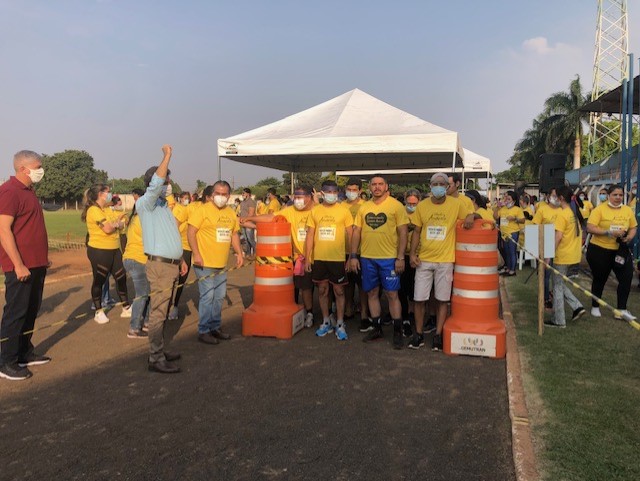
[0,260,255,345]
[501,232,640,330]
[255,256,293,265]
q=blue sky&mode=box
[1,0,639,191]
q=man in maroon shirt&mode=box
[0,150,50,381]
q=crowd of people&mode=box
[0,146,638,380]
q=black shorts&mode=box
[312,260,348,285]
[294,271,313,290]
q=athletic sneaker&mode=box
[402,320,413,338]
[304,312,314,328]
[18,354,51,367]
[335,326,348,341]
[362,327,383,342]
[590,307,602,318]
[431,334,443,351]
[315,323,333,337]
[168,306,179,320]
[94,310,109,324]
[407,334,425,350]
[120,305,132,318]
[614,309,637,321]
[0,363,32,381]
[544,320,566,329]
[127,329,148,339]
[571,307,586,321]
[359,317,373,332]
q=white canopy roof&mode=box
[217,89,464,172]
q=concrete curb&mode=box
[501,277,539,481]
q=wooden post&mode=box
[538,224,545,336]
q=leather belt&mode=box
[146,254,181,265]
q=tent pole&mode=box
[217,156,221,181]
[462,169,466,193]
[291,172,294,195]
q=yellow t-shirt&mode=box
[123,215,146,264]
[554,206,582,265]
[266,198,281,214]
[579,200,594,220]
[306,204,353,262]
[86,205,120,250]
[188,204,239,268]
[166,194,176,210]
[587,203,638,250]
[354,196,409,259]
[413,196,468,263]
[453,194,474,216]
[172,203,192,251]
[256,202,267,215]
[497,205,524,235]
[476,207,495,222]
[629,197,636,210]
[532,203,559,225]
[277,206,311,260]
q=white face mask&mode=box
[345,191,359,201]
[549,196,560,207]
[579,195,586,200]
[181,199,189,206]
[213,195,228,208]
[323,193,338,204]
[27,167,44,183]
[294,199,306,210]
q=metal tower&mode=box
[587,0,628,166]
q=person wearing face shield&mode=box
[240,185,316,328]
[188,180,244,346]
[0,151,51,380]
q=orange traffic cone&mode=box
[242,220,305,339]
[443,219,506,358]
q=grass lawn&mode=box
[504,267,640,481]
[44,209,89,242]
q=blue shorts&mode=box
[360,257,400,293]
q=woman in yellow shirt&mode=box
[494,190,525,276]
[81,184,131,324]
[465,189,495,222]
[586,184,637,320]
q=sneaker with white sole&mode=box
[0,363,32,381]
[168,306,179,321]
[120,306,132,318]
[18,354,51,367]
[127,329,148,339]
[335,325,348,341]
[590,307,602,318]
[304,312,314,328]
[614,309,637,321]
[94,310,109,324]
[571,307,586,321]
[315,323,333,337]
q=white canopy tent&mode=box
[217,89,464,175]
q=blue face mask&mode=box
[161,186,168,198]
[599,194,607,202]
[105,192,113,203]
[406,205,416,213]
[431,186,446,199]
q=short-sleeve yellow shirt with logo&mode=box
[354,196,409,259]
[413,196,468,263]
[554,206,582,265]
[342,198,364,252]
[455,194,475,217]
[172,202,192,251]
[306,204,353,262]
[123,215,146,264]
[86,205,120,250]
[588,203,638,250]
[497,205,524,236]
[277,206,311,260]
[267,198,281,214]
[476,207,495,222]
[532,203,559,225]
[188,204,239,268]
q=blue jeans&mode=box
[123,259,150,330]
[242,227,256,255]
[194,266,227,334]
[504,232,519,272]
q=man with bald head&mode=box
[0,150,50,381]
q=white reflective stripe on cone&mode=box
[255,277,293,286]
[455,243,497,252]
[452,288,499,299]
[454,265,498,275]
[257,235,291,244]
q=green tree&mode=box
[255,176,282,189]
[195,179,208,192]
[36,150,104,202]
[282,172,322,192]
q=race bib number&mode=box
[297,227,307,242]
[610,224,625,232]
[500,217,508,227]
[318,226,336,241]
[216,228,231,243]
[426,226,446,241]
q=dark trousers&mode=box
[586,243,633,309]
[0,267,47,366]
[87,246,129,310]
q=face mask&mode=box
[294,199,306,210]
[431,186,446,199]
[345,191,359,201]
[608,201,621,209]
[181,199,189,206]
[165,184,173,196]
[599,194,607,202]
[406,205,416,213]
[579,195,585,200]
[323,193,338,204]
[27,167,44,183]
[213,195,228,208]
[549,196,560,207]
[632,189,637,195]
[505,202,514,209]
[265,199,270,205]
[104,192,113,203]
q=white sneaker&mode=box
[94,310,109,324]
[590,307,601,318]
[614,309,636,321]
[304,312,314,328]
[120,305,132,318]
[168,306,179,320]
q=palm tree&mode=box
[508,114,549,179]
[543,75,590,169]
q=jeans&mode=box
[504,232,519,272]
[194,266,227,334]
[242,227,256,255]
[552,264,583,326]
[124,259,150,331]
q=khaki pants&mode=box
[145,259,179,363]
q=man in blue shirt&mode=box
[136,144,187,374]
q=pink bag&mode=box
[294,255,305,276]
